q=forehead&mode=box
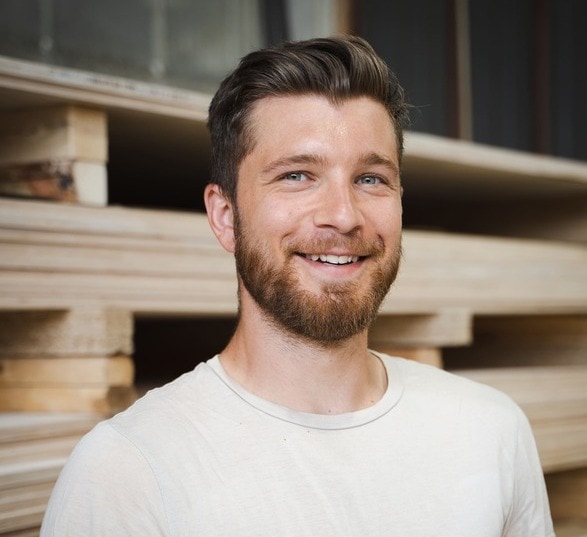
[246,94,398,159]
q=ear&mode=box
[204,183,236,253]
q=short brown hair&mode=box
[207,35,409,204]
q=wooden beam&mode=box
[402,131,587,192]
[369,310,472,348]
[0,106,107,166]
[0,356,134,387]
[0,310,133,356]
[0,161,107,206]
[0,309,135,412]
[0,55,209,121]
[0,412,101,534]
[0,106,108,205]
[0,386,136,413]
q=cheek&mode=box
[261,201,303,232]
[370,200,403,237]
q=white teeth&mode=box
[305,254,359,265]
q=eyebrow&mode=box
[261,153,327,175]
[359,152,400,176]
[262,151,399,176]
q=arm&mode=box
[503,409,555,537]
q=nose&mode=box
[313,181,365,233]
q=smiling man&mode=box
[41,36,554,537]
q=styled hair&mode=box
[207,35,409,204]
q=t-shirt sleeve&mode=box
[503,408,555,537]
[40,422,170,537]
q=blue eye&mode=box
[357,175,382,185]
[284,172,307,181]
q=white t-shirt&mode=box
[41,353,554,536]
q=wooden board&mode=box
[0,310,133,356]
[0,386,136,413]
[0,413,101,444]
[402,131,587,198]
[0,106,107,166]
[369,310,472,347]
[0,411,100,534]
[0,356,134,387]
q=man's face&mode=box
[233,94,403,346]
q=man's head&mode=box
[207,35,409,206]
[205,36,406,346]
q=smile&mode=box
[304,254,360,265]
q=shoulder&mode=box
[108,359,220,439]
[41,421,170,535]
[42,362,222,535]
[377,352,527,428]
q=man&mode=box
[41,36,554,536]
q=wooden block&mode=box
[546,467,587,520]
[403,131,587,189]
[0,310,133,356]
[0,160,107,206]
[70,161,108,205]
[0,356,134,387]
[0,386,137,413]
[0,55,210,122]
[383,230,587,315]
[534,418,587,472]
[0,482,55,537]
[0,456,66,490]
[0,106,107,166]
[369,310,472,348]
[0,196,222,241]
[0,434,87,466]
[0,413,101,444]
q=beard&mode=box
[233,212,401,347]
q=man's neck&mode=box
[218,303,388,415]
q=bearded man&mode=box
[41,36,554,537]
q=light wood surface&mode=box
[0,310,133,356]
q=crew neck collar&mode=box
[206,351,404,430]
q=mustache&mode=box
[284,233,386,257]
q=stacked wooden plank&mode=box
[0,106,108,206]
[0,413,100,535]
[0,309,136,413]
